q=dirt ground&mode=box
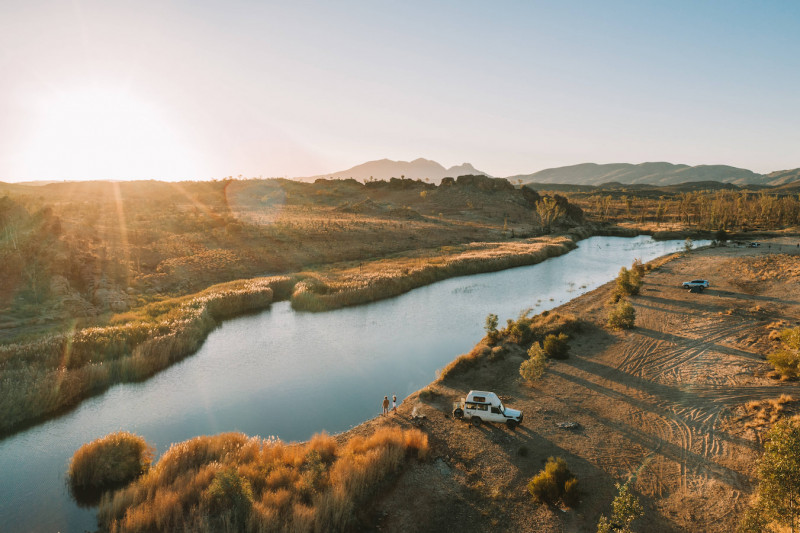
[344,238,800,532]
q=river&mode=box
[0,236,705,531]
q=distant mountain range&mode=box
[301,158,490,183]
[301,159,800,187]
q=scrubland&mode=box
[0,176,587,436]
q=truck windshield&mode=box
[498,403,504,413]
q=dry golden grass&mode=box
[0,277,288,436]
[742,395,797,429]
[97,427,428,533]
[69,431,154,491]
[291,236,576,312]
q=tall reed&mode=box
[97,427,428,532]
[0,277,289,436]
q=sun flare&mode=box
[22,86,199,180]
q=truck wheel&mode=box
[471,417,482,427]
[453,408,464,419]
[506,419,518,430]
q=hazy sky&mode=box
[1,1,799,181]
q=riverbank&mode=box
[347,237,800,531]
[0,235,575,438]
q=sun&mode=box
[21,86,199,181]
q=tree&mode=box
[521,344,548,383]
[684,237,694,253]
[536,197,565,233]
[756,418,800,532]
[485,313,499,342]
[597,482,643,533]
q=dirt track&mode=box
[347,239,800,532]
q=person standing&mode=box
[392,394,397,413]
[382,395,390,416]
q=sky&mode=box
[1,1,799,182]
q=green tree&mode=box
[485,313,499,343]
[536,197,565,233]
[520,344,548,383]
[597,482,643,533]
[756,418,800,532]
[767,327,800,379]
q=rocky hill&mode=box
[300,158,490,183]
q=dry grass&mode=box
[69,431,154,492]
[742,395,797,429]
[291,237,576,311]
[0,277,287,436]
[97,427,428,532]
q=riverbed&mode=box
[0,236,705,531]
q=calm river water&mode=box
[0,236,705,531]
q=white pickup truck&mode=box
[452,390,524,429]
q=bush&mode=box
[543,333,569,359]
[527,456,578,506]
[520,345,548,383]
[597,482,643,533]
[205,467,254,528]
[608,299,636,330]
[68,431,153,491]
[767,327,800,379]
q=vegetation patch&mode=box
[290,237,576,312]
[97,428,428,532]
[767,326,800,380]
[607,299,636,330]
[739,417,800,532]
[0,276,288,437]
[68,431,153,501]
[527,456,579,507]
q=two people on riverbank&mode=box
[382,394,398,415]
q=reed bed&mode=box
[291,237,576,312]
[97,427,428,533]
[0,277,290,436]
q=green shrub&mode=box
[543,332,569,359]
[767,327,800,379]
[520,346,548,383]
[608,299,636,330]
[527,456,578,505]
[68,431,153,491]
[206,467,254,528]
[597,482,643,533]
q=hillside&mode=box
[300,158,490,183]
[509,162,764,187]
[763,168,800,186]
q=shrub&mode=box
[613,265,642,302]
[520,345,548,383]
[608,299,636,330]
[205,467,254,528]
[597,482,643,533]
[767,327,800,379]
[543,332,569,359]
[68,431,153,491]
[527,456,578,506]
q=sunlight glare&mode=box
[22,87,199,180]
